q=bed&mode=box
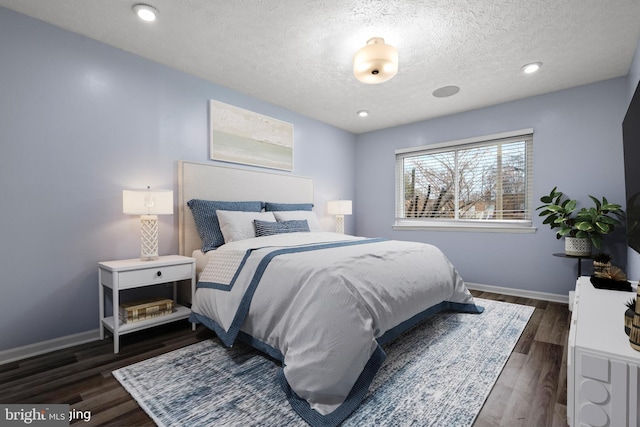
[178,160,483,427]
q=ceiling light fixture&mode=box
[357,110,369,117]
[133,4,159,22]
[354,37,398,84]
[522,62,542,74]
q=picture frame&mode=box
[209,100,294,171]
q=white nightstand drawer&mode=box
[118,263,193,289]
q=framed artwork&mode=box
[209,100,294,171]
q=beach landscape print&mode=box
[209,100,294,171]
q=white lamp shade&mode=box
[354,37,398,84]
[327,200,352,215]
[123,188,173,215]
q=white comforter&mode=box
[189,232,482,426]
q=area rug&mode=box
[113,298,533,427]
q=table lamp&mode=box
[123,187,173,260]
[327,200,352,234]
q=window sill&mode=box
[392,220,537,233]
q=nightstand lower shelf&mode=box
[101,304,192,336]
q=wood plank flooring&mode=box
[471,291,570,427]
[0,291,570,426]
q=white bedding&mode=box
[189,232,482,426]
[191,249,210,275]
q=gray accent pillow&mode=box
[264,202,314,211]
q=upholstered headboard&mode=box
[178,160,314,256]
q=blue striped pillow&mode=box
[254,219,310,237]
[187,199,263,252]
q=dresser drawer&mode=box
[117,263,193,289]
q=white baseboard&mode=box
[0,283,568,365]
[466,282,569,304]
[0,329,100,366]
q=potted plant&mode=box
[537,187,624,256]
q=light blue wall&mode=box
[354,78,628,296]
[1,4,637,354]
[0,7,356,352]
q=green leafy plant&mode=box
[626,297,637,311]
[537,187,624,249]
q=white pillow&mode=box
[273,211,322,232]
[216,210,276,243]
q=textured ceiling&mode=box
[2,0,640,134]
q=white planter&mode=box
[565,237,592,256]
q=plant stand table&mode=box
[553,252,591,278]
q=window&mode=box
[394,129,534,232]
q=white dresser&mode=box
[568,276,640,427]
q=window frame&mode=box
[394,128,536,233]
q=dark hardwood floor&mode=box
[470,291,570,427]
[0,291,570,426]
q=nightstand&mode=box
[98,255,196,353]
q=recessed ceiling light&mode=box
[357,110,369,117]
[432,86,460,98]
[133,4,159,22]
[522,62,542,74]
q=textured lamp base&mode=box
[140,215,159,260]
[335,214,345,234]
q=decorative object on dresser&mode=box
[590,265,633,291]
[625,297,636,336]
[327,199,352,234]
[98,255,196,353]
[592,252,612,275]
[567,277,640,427]
[630,285,640,351]
[123,187,174,260]
[537,187,624,256]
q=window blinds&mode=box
[396,132,533,226]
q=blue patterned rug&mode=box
[113,298,533,426]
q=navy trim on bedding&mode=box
[376,301,484,346]
[278,345,386,427]
[189,236,485,427]
[237,331,284,361]
[190,300,484,427]
[198,238,385,346]
[196,238,385,291]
